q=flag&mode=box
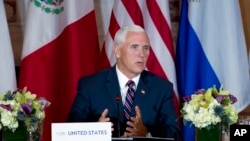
[18,1,101,141]
[100,0,180,116]
[176,0,250,141]
[0,0,17,93]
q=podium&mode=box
[112,137,175,141]
[51,122,177,141]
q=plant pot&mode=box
[3,126,28,141]
[195,124,221,141]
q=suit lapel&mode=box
[105,68,151,122]
[132,71,151,116]
[105,66,122,115]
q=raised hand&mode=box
[98,108,114,131]
[124,106,148,137]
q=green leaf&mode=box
[221,99,231,105]
[47,0,53,4]
[34,0,41,7]
[44,7,51,13]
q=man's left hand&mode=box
[124,106,148,137]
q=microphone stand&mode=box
[115,95,121,137]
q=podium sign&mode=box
[51,122,112,141]
[112,137,175,141]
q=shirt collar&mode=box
[116,65,140,89]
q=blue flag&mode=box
[176,0,250,141]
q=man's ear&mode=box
[113,45,120,58]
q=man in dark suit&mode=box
[67,25,180,140]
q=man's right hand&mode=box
[98,108,114,131]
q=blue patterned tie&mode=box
[124,80,135,120]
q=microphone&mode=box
[115,95,121,137]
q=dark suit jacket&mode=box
[67,66,180,140]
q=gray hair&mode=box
[113,25,145,46]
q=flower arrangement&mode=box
[181,85,238,131]
[0,87,50,137]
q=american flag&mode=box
[100,0,180,115]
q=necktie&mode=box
[124,80,135,120]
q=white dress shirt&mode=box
[116,66,140,104]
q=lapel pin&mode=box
[141,90,145,94]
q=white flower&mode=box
[0,109,18,131]
[181,85,238,130]
[183,97,221,128]
[0,87,50,132]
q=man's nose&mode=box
[138,47,146,57]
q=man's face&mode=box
[115,31,150,79]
